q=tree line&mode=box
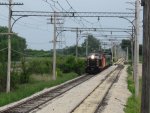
[121,39,143,58]
[0,26,27,91]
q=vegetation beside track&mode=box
[124,65,141,113]
[0,72,78,107]
[0,47,86,106]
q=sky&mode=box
[0,0,142,50]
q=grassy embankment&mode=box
[0,72,78,107]
[124,65,142,113]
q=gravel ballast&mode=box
[32,66,117,113]
[100,66,131,113]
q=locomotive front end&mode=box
[85,53,101,74]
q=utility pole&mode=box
[76,28,78,58]
[103,43,106,52]
[126,47,129,62]
[111,44,114,63]
[110,31,114,63]
[52,11,56,80]
[131,26,134,67]
[141,0,150,112]
[47,13,63,81]
[0,1,23,93]
[134,0,140,97]
[6,0,12,93]
[86,36,88,56]
[114,44,117,61]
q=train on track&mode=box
[85,51,112,74]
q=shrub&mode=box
[75,58,85,75]
[28,59,52,75]
[56,68,63,77]
[0,63,7,92]
[19,58,31,84]
[60,56,76,73]
[59,56,85,75]
[0,62,21,91]
[11,72,20,89]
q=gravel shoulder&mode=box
[100,66,131,113]
[72,69,121,113]
[32,66,117,113]
[0,64,131,113]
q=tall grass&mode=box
[124,66,141,113]
[0,55,85,106]
[0,72,78,107]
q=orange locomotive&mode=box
[85,51,112,74]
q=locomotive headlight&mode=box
[91,55,95,59]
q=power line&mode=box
[56,0,87,27]
[0,0,23,93]
[64,0,93,26]
[11,49,26,55]
[65,0,73,9]
[11,11,134,29]
[56,27,132,32]
[42,0,94,27]
[42,0,60,11]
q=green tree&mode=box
[82,35,101,54]
[0,26,27,91]
[62,35,101,56]
[121,39,131,57]
[0,26,27,61]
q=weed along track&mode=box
[71,65,124,113]
[0,65,118,113]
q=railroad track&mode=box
[0,74,94,113]
[71,65,124,113]
[94,65,124,113]
[0,65,116,113]
[0,65,119,113]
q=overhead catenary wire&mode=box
[15,5,51,24]
[1,0,134,47]
[42,0,60,11]
[0,12,50,32]
[41,0,86,27]
[65,0,99,26]
[0,7,48,27]
[11,49,27,56]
